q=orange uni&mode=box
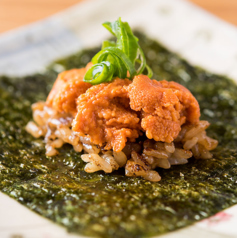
[127,75,200,143]
[46,63,92,116]
[46,69,200,151]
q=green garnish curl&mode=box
[83,17,153,85]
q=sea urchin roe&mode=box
[46,63,92,116]
[72,78,141,152]
[71,74,201,151]
[127,75,200,142]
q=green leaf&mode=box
[84,17,153,85]
[84,61,114,84]
[102,40,116,49]
[121,21,139,64]
[103,18,138,64]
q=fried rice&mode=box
[26,101,218,182]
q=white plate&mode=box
[1,0,237,237]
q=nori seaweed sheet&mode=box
[0,33,237,238]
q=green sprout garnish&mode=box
[83,17,153,85]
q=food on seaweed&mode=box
[26,75,217,181]
[26,18,218,181]
[26,62,217,180]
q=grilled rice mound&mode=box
[26,67,218,182]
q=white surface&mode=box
[0,0,237,237]
[0,192,86,238]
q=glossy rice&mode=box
[26,102,218,182]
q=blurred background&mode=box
[0,0,237,33]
